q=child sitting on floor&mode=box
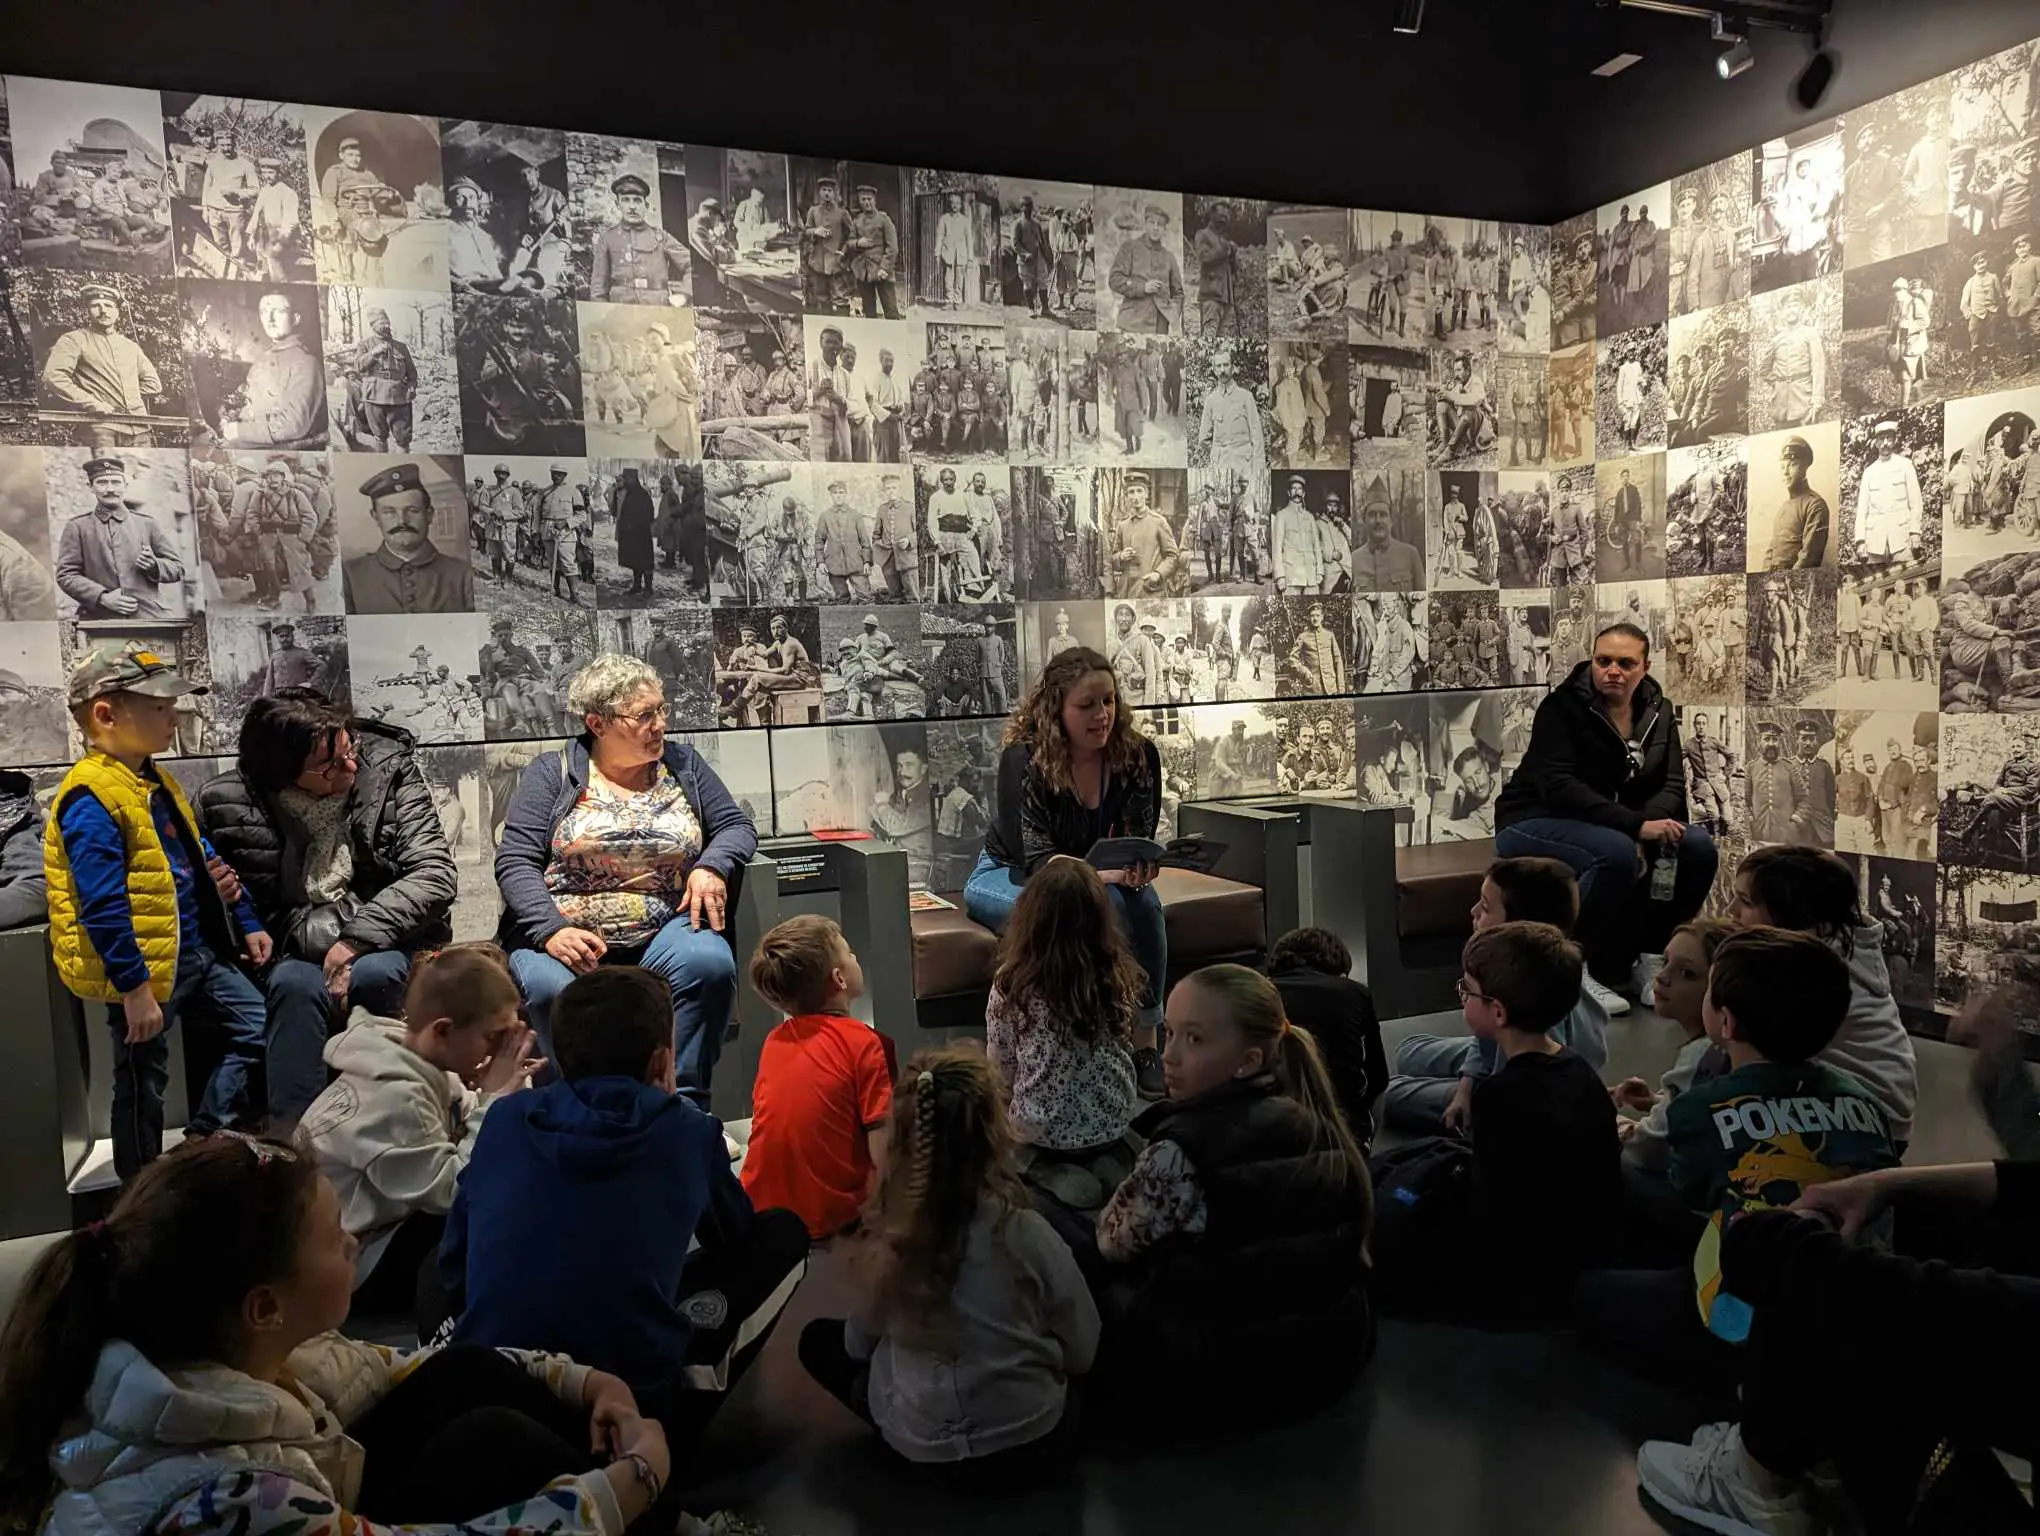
[439,966,810,1441]
[1612,917,1734,1173]
[985,856,1141,1243]
[1095,964,1373,1430]
[1727,845,1918,1149]
[1382,856,1609,1135]
[1267,926,1386,1143]
[302,942,537,1321]
[799,1046,1099,1481]
[741,915,893,1240]
[0,1137,667,1536]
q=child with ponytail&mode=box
[798,1047,1099,1480]
[0,1136,668,1536]
[1094,964,1374,1429]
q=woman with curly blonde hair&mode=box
[964,646,1168,1096]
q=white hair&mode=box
[567,652,660,720]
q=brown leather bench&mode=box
[1394,837,1494,942]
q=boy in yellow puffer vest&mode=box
[46,642,274,1182]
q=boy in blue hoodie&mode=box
[438,964,809,1439]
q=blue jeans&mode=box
[105,940,268,1183]
[1494,818,1718,975]
[963,851,1167,1030]
[266,948,417,1125]
[1380,1034,1479,1132]
[508,917,736,1110]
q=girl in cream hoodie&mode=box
[0,1135,668,1536]
[301,944,538,1321]
[1727,846,1920,1145]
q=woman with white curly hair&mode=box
[493,651,756,1107]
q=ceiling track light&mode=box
[1616,0,1829,36]
[1717,28,1755,79]
[1393,0,1426,34]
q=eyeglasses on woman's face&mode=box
[611,702,670,730]
[303,736,358,780]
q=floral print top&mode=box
[1096,1137,1208,1263]
[152,1467,623,1536]
[544,762,702,948]
[985,985,1139,1152]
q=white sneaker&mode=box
[1637,1422,1824,1536]
[1584,972,1633,1017]
[1632,951,1666,1006]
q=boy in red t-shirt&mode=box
[742,915,893,1238]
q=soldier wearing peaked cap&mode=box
[342,463,476,615]
[802,174,853,313]
[591,169,689,305]
[262,616,325,691]
[1763,432,1831,571]
[848,181,901,319]
[55,454,186,620]
[40,281,168,452]
[1108,200,1184,334]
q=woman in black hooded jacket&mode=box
[1492,623,1717,998]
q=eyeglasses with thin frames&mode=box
[612,704,670,729]
[305,739,357,780]
[1455,978,1492,1005]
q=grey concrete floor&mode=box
[0,1005,2005,1535]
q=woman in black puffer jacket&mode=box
[196,688,457,1126]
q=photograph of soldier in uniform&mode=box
[596,607,714,731]
[0,448,58,623]
[927,718,1001,892]
[1847,80,1953,270]
[1265,340,1346,470]
[1348,345,1428,465]
[1498,222,1552,354]
[913,461,1011,603]
[1942,385,2040,566]
[1182,196,1267,341]
[1009,466,1100,602]
[1594,324,1667,455]
[568,135,686,308]
[1665,438,1749,575]
[1595,185,1671,338]
[1941,712,2040,876]
[1347,211,1424,347]
[0,622,71,766]
[1278,702,1362,796]
[1424,592,1504,692]
[1095,188,1185,337]
[1266,205,1352,344]
[1937,865,2040,1021]
[1188,595,1270,702]
[699,460,812,606]
[691,311,806,461]
[1832,709,1938,862]
[190,449,338,615]
[1545,344,1594,467]
[1838,409,1942,569]
[44,446,196,623]
[1093,466,1186,603]
[1550,210,1598,351]
[1666,302,1749,446]
[1426,470,1498,591]
[1182,464,1270,593]
[1490,472,1552,589]
[1835,249,1963,418]
[713,607,822,729]
[334,453,473,616]
[1492,353,1547,469]
[792,161,910,321]
[1670,153,1754,319]
[463,455,592,625]
[1750,124,1845,295]
[1747,568,1840,706]
[1348,468,1429,596]
[346,612,485,745]
[59,620,216,756]
[910,170,998,318]
[1429,690,1531,843]
[300,107,450,292]
[8,77,172,273]
[1188,706,1273,799]
[578,303,698,461]
[1836,564,1942,711]
[803,469,889,603]
[1260,594,1350,699]
[454,289,584,457]
[1947,38,2039,238]
[183,281,327,451]
[813,722,936,889]
[1748,276,1842,433]
[1426,217,1503,351]
[1500,595,1552,687]
[476,611,596,742]
[438,120,571,298]
[1745,707,1838,850]
[1093,332,1184,464]
[1747,422,1842,572]
[162,95,312,283]
[999,179,1093,329]
[1183,336,1269,493]
[1674,703,1744,840]
[1663,573,1749,705]
[1355,590,1428,694]
[801,315,930,465]
[1006,326,1096,464]
[1595,453,1667,581]
[1425,345,1498,469]
[1349,696,1433,842]
[1594,580,1673,666]
[22,270,189,449]
[1836,852,1936,1023]
[579,458,702,610]
[1545,466,1599,589]
[921,605,1018,720]
[322,287,457,454]
[1023,599,1105,682]
[681,147,799,316]
[208,614,351,741]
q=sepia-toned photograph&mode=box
[188,447,338,616]
[1265,340,1346,470]
[1666,301,1750,448]
[1348,344,1428,465]
[1838,405,1943,567]
[1546,465,1600,588]
[1424,592,1504,691]
[1185,196,1268,340]
[1670,151,1753,318]
[1355,590,1429,695]
[440,120,572,299]
[1665,437,1750,576]
[1595,323,1668,456]
[1663,573,1749,705]
[1596,185,1671,337]
[999,178,1093,330]
[300,105,449,293]
[1947,38,2039,245]
[1347,211,1426,348]
[598,606,714,731]
[44,445,198,623]
[1007,326,1099,465]
[1676,702,1744,839]
[1940,710,2040,877]
[1095,187,1185,337]
[182,280,326,451]
[1497,222,1551,355]
[568,133,686,308]
[909,170,999,319]
[1750,123,1845,296]
[323,286,459,454]
[8,77,172,275]
[1425,345,1498,470]
[21,268,190,449]
[926,717,1002,891]
[1837,562,1941,711]
[790,159,911,321]
[1267,205,1353,344]
[1747,420,1843,572]
[454,290,584,458]
[916,460,1013,602]
[713,606,823,730]
[581,458,703,610]
[921,603,1018,720]
[1848,80,1953,270]
[682,147,799,317]
[333,451,473,615]
[347,611,486,743]
[462,455,595,626]
[1833,708,1939,861]
[579,302,699,461]
[1545,345,1595,467]
[1595,452,1667,581]
[1748,567,1840,705]
[1492,471,1555,589]
[162,94,312,284]
[1096,333,1187,465]
[0,448,59,623]
[1492,353,1547,470]
[1550,210,1598,351]
[1426,470,1499,590]
[1745,705,1838,849]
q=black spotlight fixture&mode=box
[1616,0,1832,90]
[1393,0,1426,34]
[1795,25,1838,109]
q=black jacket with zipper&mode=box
[1494,659,1688,837]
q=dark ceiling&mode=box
[1,0,2035,224]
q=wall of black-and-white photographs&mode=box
[0,37,2035,1039]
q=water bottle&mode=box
[1650,845,1678,902]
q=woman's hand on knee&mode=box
[544,927,609,973]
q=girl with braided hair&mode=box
[1091,964,1374,1432]
[797,1046,1099,1480]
